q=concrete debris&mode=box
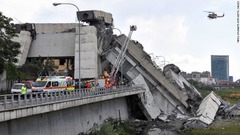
[226,104,240,116]
[186,91,221,125]
[181,91,222,130]
[180,91,240,130]
[147,128,176,135]
[197,92,221,124]
[218,103,240,118]
[207,92,240,119]
[131,118,182,135]
[182,119,208,130]
[176,113,189,120]
[158,113,170,122]
[218,97,230,112]
[132,74,162,120]
[104,33,214,123]
[105,34,191,117]
[163,64,202,113]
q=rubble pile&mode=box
[163,64,202,114]
[162,64,240,130]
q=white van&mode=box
[32,76,75,93]
[11,83,32,94]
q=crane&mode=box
[109,25,137,84]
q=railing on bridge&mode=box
[0,85,144,112]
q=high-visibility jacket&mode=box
[87,82,91,88]
[21,86,27,95]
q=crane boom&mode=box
[110,25,137,82]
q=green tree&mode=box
[19,57,43,80]
[0,12,21,74]
[5,63,25,81]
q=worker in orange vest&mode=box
[86,81,91,90]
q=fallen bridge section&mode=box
[105,34,202,119]
[163,64,202,113]
[192,91,221,125]
[132,74,162,120]
[182,91,221,129]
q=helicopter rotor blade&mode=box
[204,11,214,13]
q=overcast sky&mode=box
[1,0,239,80]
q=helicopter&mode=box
[204,11,224,19]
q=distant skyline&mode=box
[1,0,239,80]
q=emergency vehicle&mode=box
[31,76,75,93]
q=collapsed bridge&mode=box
[10,10,235,129]
[79,10,203,119]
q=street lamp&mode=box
[104,27,122,35]
[53,3,81,90]
[112,27,122,35]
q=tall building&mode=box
[229,76,233,82]
[211,55,229,81]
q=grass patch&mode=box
[198,88,240,104]
[180,119,240,135]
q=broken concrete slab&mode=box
[163,64,202,110]
[183,119,208,130]
[219,104,240,118]
[132,74,162,120]
[187,91,221,125]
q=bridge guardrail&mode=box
[0,84,145,112]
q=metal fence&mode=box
[0,85,144,111]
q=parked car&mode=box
[11,83,32,94]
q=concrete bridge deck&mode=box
[0,85,145,122]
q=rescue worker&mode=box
[90,82,94,88]
[86,81,91,91]
[21,84,27,99]
[21,85,27,95]
[90,81,95,91]
[96,83,100,88]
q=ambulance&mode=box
[31,76,75,93]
